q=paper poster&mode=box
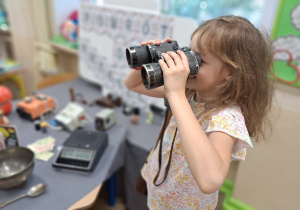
[79,2,199,111]
[271,0,300,87]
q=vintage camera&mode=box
[126,40,201,89]
[95,108,116,131]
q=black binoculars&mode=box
[126,41,201,90]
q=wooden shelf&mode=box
[51,43,78,56]
[0,28,12,42]
[0,28,11,35]
[34,41,79,75]
[35,41,78,56]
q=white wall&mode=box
[104,0,159,12]
[259,0,279,33]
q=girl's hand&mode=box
[141,37,172,46]
[159,50,190,99]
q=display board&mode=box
[79,3,197,110]
[271,0,300,88]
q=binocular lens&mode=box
[126,46,151,68]
[141,51,201,90]
[141,63,164,90]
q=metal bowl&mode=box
[0,147,35,189]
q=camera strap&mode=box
[153,107,178,186]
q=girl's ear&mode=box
[225,67,233,81]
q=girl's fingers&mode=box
[147,40,156,45]
[166,51,182,66]
[161,53,176,68]
[141,37,172,46]
[158,59,168,71]
[155,39,161,45]
[160,51,186,69]
[141,40,155,46]
[177,50,189,68]
[163,37,172,43]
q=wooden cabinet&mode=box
[0,29,15,59]
[3,0,79,96]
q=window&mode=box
[160,0,268,28]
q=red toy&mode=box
[0,85,12,115]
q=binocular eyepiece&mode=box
[126,40,201,90]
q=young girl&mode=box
[124,15,273,209]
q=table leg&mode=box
[107,173,116,207]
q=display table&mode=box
[0,78,127,210]
[0,78,163,210]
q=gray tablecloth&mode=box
[123,105,164,210]
[0,78,163,210]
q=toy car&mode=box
[16,94,55,121]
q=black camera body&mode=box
[126,40,201,89]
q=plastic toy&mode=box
[60,10,78,43]
[16,94,55,121]
[0,85,12,115]
[54,102,86,131]
[95,108,116,131]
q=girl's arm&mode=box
[124,38,172,98]
[123,67,164,98]
[169,95,236,194]
[159,51,237,194]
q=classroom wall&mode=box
[5,0,41,95]
[233,83,300,210]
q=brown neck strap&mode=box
[153,109,177,186]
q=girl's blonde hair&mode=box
[190,15,274,141]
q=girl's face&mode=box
[187,33,231,99]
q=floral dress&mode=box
[141,92,253,209]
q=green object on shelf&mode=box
[219,179,254,210]
[51,35,78,50]
[0,59,21,73]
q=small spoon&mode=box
[0,183,47,208]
